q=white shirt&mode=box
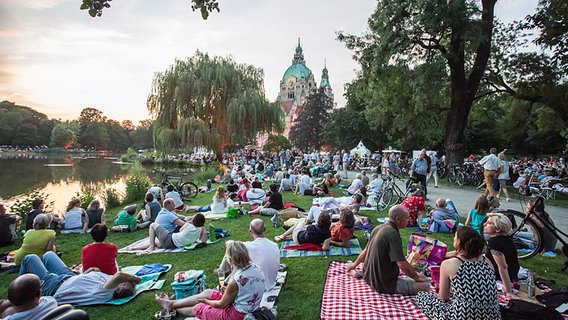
[210,196,227,214]
[172,224,202,247]
[3,296,57,320]
[478,153,501,171]
[165,191,183,208]
[245,237,280,291]
[347,179,363,194]
[54,272,114,306]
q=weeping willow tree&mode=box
[147,51,284,155]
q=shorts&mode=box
[499,179,508,189]
[260,208,278,216]
[154,224,176,249]
[292,221,307,244]
[395,277,416,295]
[194,290,245,320]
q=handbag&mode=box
[407,233,447,266]
[226,207,239,218]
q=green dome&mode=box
[282,63,313,83]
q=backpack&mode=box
[500,299,564,320]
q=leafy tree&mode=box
[339,0,498,163]
[105,119,130,151]
[263,134,292,152]
[129,119,154,150]
[0,101,52,146]
[13,122,38,146]
[289,88,333,150]
[50,122,77,148]
[81,0,220,19]
[148,51,283,155]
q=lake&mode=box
[0,153,132,213]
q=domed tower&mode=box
[280,38,316,138]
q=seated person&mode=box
[323,209,355,250]
[0,203,20,247]
[247,184,283,216]
[465,196,490,235]
[25,199,59,231]
[14,214,56,266]
[82,224,118,275]
[155,199,186,233]
[313,173,332,195]
[113,204,138,232]
[484,213,520,299]
[346,205,430,294]
[0,274,57,320]
[279,173,293,192]
[415,226,500,319]
[147,185,164,203]
[136,192,162,228]
[274,212,332,247]
[347,173,364,195]
[165,185,185,212]
[244,188,266,205]
[367,173,383,194]
[400,190,426,229]
[154,241,265,318]
[19,251,141,305]
[296,169,312,195]
[220,169,232,184]
[329,173,342,187]
[61,199,88,234]
[251,176,263,189]
[513,197,557,255]
[85,199,105,230]
[428,198,460,233]
[209,187,228,214]
[131,213,207,251]
[226,179,239,193]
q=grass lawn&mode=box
[1,185,567,320]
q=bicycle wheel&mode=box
[179,182,199,200]
[504,210,544,259]
[377,188,394,211]
[447,170,456,184]
[456,172,465,187]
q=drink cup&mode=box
[217,270,225,287]
[429,265,441,284]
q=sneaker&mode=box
[542,251,557,258]
[271,214,279,228]
[505,198,511,202]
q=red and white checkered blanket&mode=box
[321,261,430,320]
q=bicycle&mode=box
[501,196,568,270]
[376,170,423,211]
[447,163,465,186]
[156,170,199,201]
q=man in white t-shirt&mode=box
[217,219,280,291]
[1,274,57,320]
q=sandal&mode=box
[154,308,176,320]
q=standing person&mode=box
[427,152,439,188]
[342,150,349,179]
[154,241,265,319]
[414,226,501,319]
[389,152,398,175]
[484,213,519,299]
[346,205,429,294]
[410,150,429,199]
[14,214,56,266]
[478,148,501,197]
[381,153,390,175]
[497,153,511,201]
[85,199,105,229]
[333,152,341,173]
[81,224,118,275]
[61,199,88,234]
[0,204,20,247]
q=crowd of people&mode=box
[0,146,565,320]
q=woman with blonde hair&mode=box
[210,186,228,214]
[61,198,88,234]
[155,241,265,319]
[14,214,56,266]
[484,212,520,299]
[86,199,105,229]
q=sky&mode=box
[0,0,537,124]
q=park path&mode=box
[343,170,568,239]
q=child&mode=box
[465,196,490,234]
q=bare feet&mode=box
[155,292,174,310]
[274,235,284,242]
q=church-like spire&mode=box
[292,37,305,64]
[320,59,331,90]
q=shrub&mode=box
[120,148,138,163]
[102,188,122,209]
[192,164,222,185]
[75,189,96,209]
[9,189,53,229]
[123,163,151,204]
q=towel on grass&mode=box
[321,261,429,320]
[279,238,362,258]
[118,237,218,254]
[104,264,172,305]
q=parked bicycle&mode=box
[155,170,199,201]
[376,170,423,211]
[501,196,568,270]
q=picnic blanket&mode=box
[202,211,228,220]
[321,261,429,320]
[118,237,218,254]
[103,264,172,305]
[377,217,429,228]
[279,238,362,258]
[313,197,375,211]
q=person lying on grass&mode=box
[128,213,207,252]
[154,241,265,319]
[274,212,331,248]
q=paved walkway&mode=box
[343,170,568,238]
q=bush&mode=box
[123,163,151,204]
[192,165,222,185]
[120,148,138,163]
[102,188,122,209]
[9,189,53,229]
[75,189,96,209]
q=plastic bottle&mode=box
[527,271,535,297]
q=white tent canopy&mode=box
[350,141,371,156]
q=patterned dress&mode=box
[414,257,501,320]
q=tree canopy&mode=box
[81,0,220,19]
[147,51,283,155]
[289,88,333,151]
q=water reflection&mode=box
[0,154,130,212]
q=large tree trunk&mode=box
[444,0,496,164]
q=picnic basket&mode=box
[171,270,207,299]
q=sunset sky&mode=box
[0,0,537,124]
